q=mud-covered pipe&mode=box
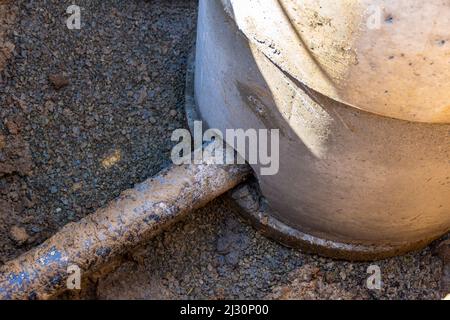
[0,150,251,300]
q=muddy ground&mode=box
[0,0,448,300]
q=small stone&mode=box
[71,182,82,192]
[137,87,148,105]
[9,226,29,244]
[72,127,80,135]
[31,226,42,234]
[49,73,70,89]
[217,237,231,255]
[8,191,19,202]
[6,120,20,135]
[17,99,28,112]
[23,196,35,208]
[169,109,177,117]
[44,100,55,112]
[225,251,240,267]
[0,134,5,149]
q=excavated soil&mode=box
[0,0,448,300]
[0,0,196,262]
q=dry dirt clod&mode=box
[9,226,30,244]
[436,240,450,297]
[0,41,14,70]
[0,0,16,72]
[49,73,70,89]
[5,119,20,135]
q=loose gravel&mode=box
[0,0,196,261]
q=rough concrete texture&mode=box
[0,0,448,300]
[195,0,450,252]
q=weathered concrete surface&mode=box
[195,0,450,258]
[221,0,450,123]
[0,156,250,300]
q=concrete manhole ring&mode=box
[184,49,444,262]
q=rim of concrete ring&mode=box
[184,48,442,261]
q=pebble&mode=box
[9,226,29,244]
[49,73,69,90]
[6,120,20,135]
[0,135,5,149]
